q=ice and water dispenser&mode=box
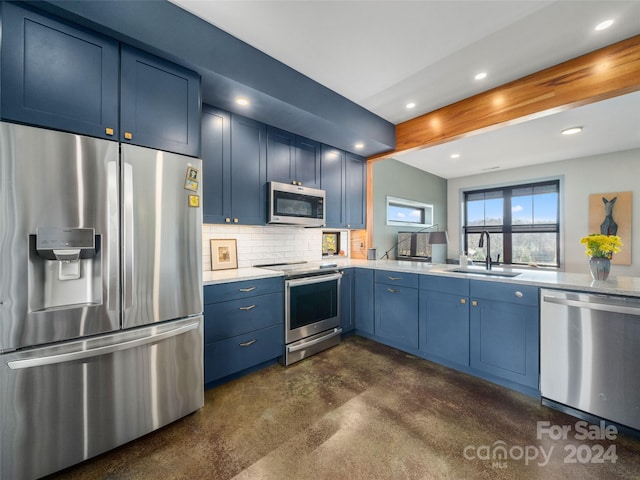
[29,227,102,311]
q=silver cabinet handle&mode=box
[239,339,257,347]
[514,291,524,298]
[387,288,399,294]
[239,305,256,311]
[239,287,256,293]
[8,321,200,370]
[388,276,402,281]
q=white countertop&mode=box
[203,259,640,297]
[203,267,283,285]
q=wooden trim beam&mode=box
[369,34,640,161]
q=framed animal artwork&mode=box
[588,191,632,265]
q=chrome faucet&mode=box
[478,231,491,270]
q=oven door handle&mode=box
[287,328,341,353]
[285,272,342,287]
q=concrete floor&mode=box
[48,336,640,480]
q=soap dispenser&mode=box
[459,251,468,268]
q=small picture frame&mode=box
[184,166,200,191]
[210,239,238,270]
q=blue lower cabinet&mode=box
[419,276,470,367]
[375,282,419,350]
[469,295,539,389]
[354,268,375,334]
[204,277,282,304]
[203,278,284,385]
[340,269,354,332]
[420,290,469,367]
[204,292,283,343]
[204,325,283,384]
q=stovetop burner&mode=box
[255,261,341,278]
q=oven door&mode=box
[285,272,341,344]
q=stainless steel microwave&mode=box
[268,181,326,227]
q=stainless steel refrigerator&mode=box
[0,122,204,480]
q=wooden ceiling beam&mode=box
[369,34,640,162]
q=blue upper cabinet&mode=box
[230,114,267,225]
[0,2,119,139]
[320,145,346,228]
[202,106,231,224]
[201,107,268,225]
[294,136,321,188]
[320,146,367,229]
[120,45,201,157]
[266,127,320,188]
[345,153,366,229]
[266,127,295,184]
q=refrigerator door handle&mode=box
[123,162,135,310]
[7,321,200,370]
[107,159,119,312]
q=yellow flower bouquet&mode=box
[580,234,623,259]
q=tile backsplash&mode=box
[202,224,323,271]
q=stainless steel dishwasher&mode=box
[540,289,640,430]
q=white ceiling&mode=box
[170,0,640,178]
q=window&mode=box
[463,180,559,267]
[386,196,433,228]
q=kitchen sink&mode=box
[449,268,522,278]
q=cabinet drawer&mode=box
[204,277,283,304]
[204,325,283,383]
[420,275,469,296]
[470,280,538,307]
[375,270,419,288]
[204,292,283,343]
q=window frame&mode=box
[463,179,560,268]
[386,196,434,228]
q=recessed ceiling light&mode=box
[474,72,487,81]
[406,102,416,109]
[595,19,614,31]
[450,153,460,159]
[561,126,583,135]
[354,142,364,150]
[235,97,249,106]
